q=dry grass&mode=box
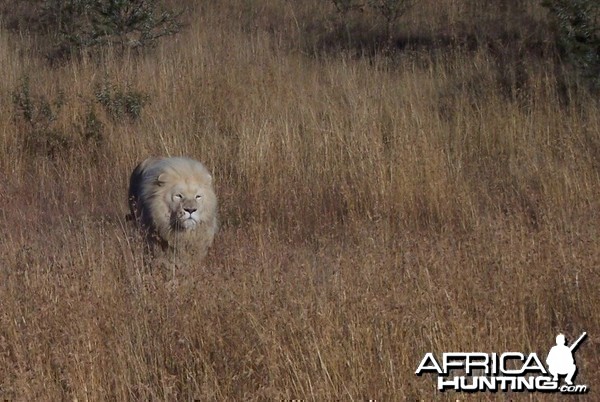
[0,1,599,400]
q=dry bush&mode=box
[0,1,599,400]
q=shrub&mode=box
[94,79,148,121]
[42,0,184,57]
[331,0,415,49]
[11,77,71,157]
[10,77,123,159]
[368,0,415,39]
[82,106,104,147]
[542,0,600,89]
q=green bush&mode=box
[82,107,104,147]
[94,79,149,121]
[43,0,184,57]
[9,76,146,159]
[11,77,71,157]
[543,0,600,89]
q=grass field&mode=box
[0,1,598,399]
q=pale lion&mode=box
[128,156,218,259]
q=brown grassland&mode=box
[0,1,599,400]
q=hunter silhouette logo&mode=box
[546,332,586,386]
[416,331,589,394]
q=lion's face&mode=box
[164,180,214,231]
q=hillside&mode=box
[0,1,598,399]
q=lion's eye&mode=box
[195,195,202,200]
[174,193,183,200]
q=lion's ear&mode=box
[156,173,167,186]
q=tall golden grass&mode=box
[0,1,598,399]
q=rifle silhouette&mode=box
[569,332,587,352]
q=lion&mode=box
[128,156,218,259]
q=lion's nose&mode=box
[184,207,197,214]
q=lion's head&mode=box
[128,157,218,257]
